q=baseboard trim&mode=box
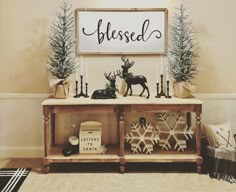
[194,93,236,99]
[0,146,44,158]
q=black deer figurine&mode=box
[91,71,120,99]
[120,56,150,99]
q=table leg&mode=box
[120,157,125,174]
[43,106,50,173]
[51,113,55,147]
[118,107,125,173]
[44,164,50,174]
[196,111,202,173]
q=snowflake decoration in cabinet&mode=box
[125,118,160,154]
[157,113,193,152]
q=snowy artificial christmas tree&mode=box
[46,2,77,98]
[167,2,199,98]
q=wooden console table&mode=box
[42,96,202,173]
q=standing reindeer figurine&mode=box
[120,56,150,99]
[91,71,120,99]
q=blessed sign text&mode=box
[75,9,168,55]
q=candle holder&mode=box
[155,83,161,98]
[159,74,166,97]
[74,81,79,98]
[85,83,89,98]
[77,75,87,97]
[165,80,172,99]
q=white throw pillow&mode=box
[204,122,235,148]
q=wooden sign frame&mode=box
[75,8,168,55]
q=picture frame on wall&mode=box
[75,8,168,55]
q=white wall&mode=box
[0,95,45,157]
[1,0,236,94]
[0,94,236,158]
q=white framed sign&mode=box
[75,8,168,55]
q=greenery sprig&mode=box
[46,2,76,80]
[168,2,199,82]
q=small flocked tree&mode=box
[46,2,76,81]
[168,2,199,83]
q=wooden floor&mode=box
[0,158,43,171]
[0,158,235,192]
[0,158,41,168]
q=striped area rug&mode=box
[0,168,30,192]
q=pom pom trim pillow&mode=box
[204,122,235,149]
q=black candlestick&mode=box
[74,81,79,98]
[155,83,161,98]
[165,80,172,99]
[78,75,86,97]
[85,83,89,98]
[159,74,166,97]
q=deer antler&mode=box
[121,56,128,63]
[127,59,134,68]
[105,70,121,81]
[121,57,134,68]
[112,70,121,79]
[104,72,112,81]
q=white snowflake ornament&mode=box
[125,117,159,154]
[157,113,194,151]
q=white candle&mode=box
[75,58,80,81]
[80,56,83,76]
[160,55,163,75]
[166,67,170,81]
[85,62,88,83]
[75,67,79,81]
[156,62,159,83]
